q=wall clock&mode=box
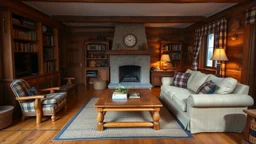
[123,34,137,47]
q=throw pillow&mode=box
[196,80,216,94]
[173,72,191,88]
[186,71,210,93]
[28,87,38,96]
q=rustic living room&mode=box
[1,0,256,143]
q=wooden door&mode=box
[66,38,84,84]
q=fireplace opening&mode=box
[119,65,141,82]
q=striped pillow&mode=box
[196,80,216,94]
[173,72,191,88]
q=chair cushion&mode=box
[186,70,209,93]
[168,86,194,112]
[10,79,31,97]
[20,101,56,113]
[42,92,67,104]
[207,75,238,94]
[28,87,38,95]
[196,80,216,94]
[173,72,191,88]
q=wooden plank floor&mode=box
[0,85,244,144]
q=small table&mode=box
[243,109,256,144]
[94,89,163,131]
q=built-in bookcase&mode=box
[42,25,58,73]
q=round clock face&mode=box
[123,34,137,47]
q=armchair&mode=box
[10,79,67,124]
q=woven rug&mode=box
[53,98,192,141]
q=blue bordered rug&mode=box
[53,98,192,141]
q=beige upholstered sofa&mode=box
[160,69,254,134]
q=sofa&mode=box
[160,69,254,134]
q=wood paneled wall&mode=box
[184,1,256,82]
[61,26,185,83]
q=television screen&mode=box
[15,53,38,78]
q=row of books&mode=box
[170,53,181,60]
[43,35,54,46]
[13,42,37,52]
[163,44,181,51]
[43,48,54,60]
[12,29,37,40]
[44,61,56,73]
[12,18,36,29]
[87,44,106,51]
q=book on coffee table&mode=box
[129,93,140,98]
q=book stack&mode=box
[129,93,140,98]
[112,92,127,100]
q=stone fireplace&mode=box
[108,55,152,89]
[108,23,152,89]
[119,65,141,82]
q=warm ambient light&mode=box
[161,54,171,71]
[210,48,228,77]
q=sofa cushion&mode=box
[186,70,209,93]
[42,92,67,104]
[161,85,173,98]
[196,80,216,94]
[173,72,191,88]
[168,86,194,112]
[207,74,238,94]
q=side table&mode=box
[243,109,256,144]
[151,70,174,87]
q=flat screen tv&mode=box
[14,53,38,78]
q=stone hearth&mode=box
[108,55,152,89]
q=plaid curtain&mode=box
[192,18,227,73]
[246,6,256,24]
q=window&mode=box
[205,33,215,67]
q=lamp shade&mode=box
[161,54,171,62]
[210,48,228,61]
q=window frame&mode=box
[204,33,216,68]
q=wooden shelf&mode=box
[14,51,38,53]
[13,23,36,30]
[13,38,37,42]
[106,50,151,55]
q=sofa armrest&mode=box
[162,77,173,86]
[187,94,254,107]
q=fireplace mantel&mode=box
[106,50,151,55]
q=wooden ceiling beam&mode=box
[51,16,206,23]
[19,0,249,3]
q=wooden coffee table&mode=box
[94,89,163,131]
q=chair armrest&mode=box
[39,87,60,94]
[16,95,46,101]
[63,77,75,84]
[162,77,173,86]
[187,94,254,108]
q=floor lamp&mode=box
[210,48,228,77]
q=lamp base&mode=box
[216,62,221,77]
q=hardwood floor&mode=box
[0,85,243,144]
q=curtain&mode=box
[192,18,228,75]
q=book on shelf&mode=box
[44,61,56,73]
[12,29,37,40]
[112,92,127,100]
[43,35,54,46]
[13,42,36,52]
[43,48,54,60]
[87,44,106,51]
[129,93,140,98]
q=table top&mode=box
[95,89,163,108]
[244,109,256,117]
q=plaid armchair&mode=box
[10,79,67,123]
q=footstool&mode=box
[0,105,14,129]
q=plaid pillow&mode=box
[196,80,216,94]
[28,87,38,96]
[173,72,191,88]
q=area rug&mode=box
[53,98,192,141]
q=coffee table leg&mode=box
[97,108,104,131]
[153,108,160,130]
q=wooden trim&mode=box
[19,0,248,3]
[16,95,46,101]
[51,16,206,23]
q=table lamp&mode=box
[210,48,228,77]
[161,54,171,71]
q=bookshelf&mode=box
[160,41,183,70]
[42,25,58,73]
[84,41,109,86]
